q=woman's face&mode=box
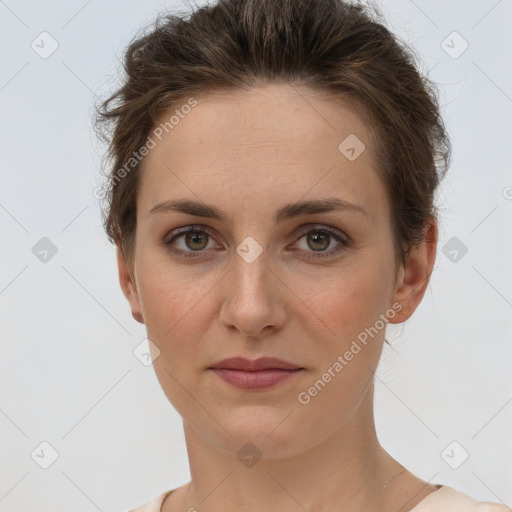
[118,83,433,458]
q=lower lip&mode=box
[209,368,303,390]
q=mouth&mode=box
[209,368,304,390]
[208,357,305,390]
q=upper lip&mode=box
[209,357,303,371]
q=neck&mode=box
[168,384,436,512]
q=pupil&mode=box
[309,232,328,251]
[187,232,207,250]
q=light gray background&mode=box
[1,0,511,511]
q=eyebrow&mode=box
[148,198,368,225]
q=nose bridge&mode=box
[231,238,272,302]
[219,236,284,337]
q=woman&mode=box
[94,0,510,511]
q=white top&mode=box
[127,486,512,512]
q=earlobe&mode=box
[116,245,145,324]
[388,221,438,324]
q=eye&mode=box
[162,224,350,260]
[291,225,349,259]
[162,226,219,259]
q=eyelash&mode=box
[161,224,350,260]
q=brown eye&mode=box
[163,225,349,261]
[184,231,209,251]
[293,226,349,259]
[306,232,330,251]
[163,226,218,259]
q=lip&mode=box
[209,357,303,371]
[210,368,304,390]
[208,357,305,391]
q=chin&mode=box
[215,407,305,453]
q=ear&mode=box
[388,220,438,324]
[116,245,144,324]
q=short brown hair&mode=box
[94,0,451,276]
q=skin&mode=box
[117,83,439,512]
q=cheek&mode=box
[134,249,225,388]
[136,245,214,331]
[135,255,216,413]
[293,261,388,344]
[291,268,387,422]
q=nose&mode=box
[218,247,287,339]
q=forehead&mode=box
[138,83,388,224]
[148,83,375,158]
